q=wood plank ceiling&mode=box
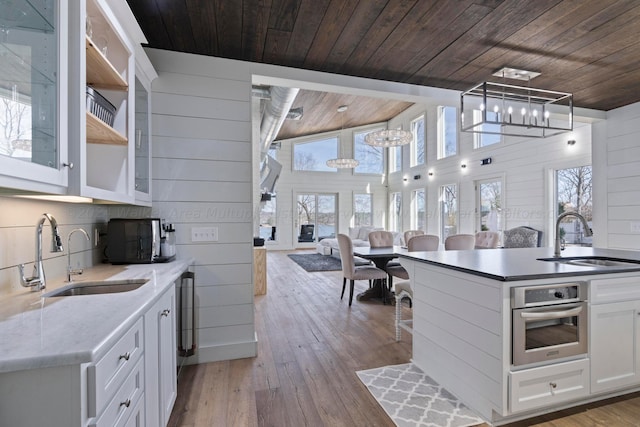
[127,0,640,137]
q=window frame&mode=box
[472,110,502,149]
[437,106,458,159]
[410,114,426,167]
[554,164,593,248]
[292,135,339,173]
[412,188,426,231]
[389,191,402,232]
[354,128,384,175]
[440,183,458,241]
[353,193,373,227]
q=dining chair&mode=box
[503,226,543,248]
[387,234,440,289]
[474,231,500,249]
[444,234,476,250]
[368,230,394,247]
[395,280,413,341]
[403,230,424,246]
[337,234,388,306]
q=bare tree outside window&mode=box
[0,96,31,158]
[293,137,337,172]
[354,193,373,226]
[441,184,458,239]
[557,166,593,246]
[355,130,383,174]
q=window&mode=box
[388,145,402,173]
[411,115,425,166]
[473,110,501,148]
[293,136,338,172]
[354,129,383,174]
[354,193,373,227]
[477,178,502,233]
[412,189,425,231]
[390,192,402,232]
[556,165,592,247]
[259,197,277,241]
[437,106,457,159]
[440,184,458,240]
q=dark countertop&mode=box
[398,247,640,281]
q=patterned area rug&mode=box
[356,363,485,427]
[287,253,370,272]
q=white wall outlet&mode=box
[631,221,640,233]
[191,226,219,242]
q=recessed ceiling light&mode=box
[337,105,348,113]
[492,67,541,81]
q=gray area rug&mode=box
[288,253,342,271]
[287,253,371,272]
[357,363,485,427]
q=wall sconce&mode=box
[567,139,576,146]
[403,177,408,182]
[461,163,467,169]
[428,171,434,177]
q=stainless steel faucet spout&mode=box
[67,228,90,282]
[554,211,593,257]
[18,213,64,291]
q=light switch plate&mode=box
[191,226,219,242]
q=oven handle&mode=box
[520,306,583,320]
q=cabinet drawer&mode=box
[91,358,145,427]
[89,318,144,417]
[590,277,640,304]
[510,358,589,413]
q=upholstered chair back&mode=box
[407,234,440,251]
[444,234,476,250]
[503,226,542,248]
[474,231,500,249]
[368,230,394,248]
[337,234,356,278]
[403,230,425,245]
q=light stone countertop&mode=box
[0,259,192,374]
[398,246,640,281]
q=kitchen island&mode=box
[398,247,640,425]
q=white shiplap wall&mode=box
[386,102,595,245]
[146,49,257,363]
[603,102,640,250]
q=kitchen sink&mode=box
[537,256,640,268]
[43,279,149,297]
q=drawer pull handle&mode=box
[550,382,557,389]
[120,399,131,408]
[161,309,171,317]
[119,352,130,361]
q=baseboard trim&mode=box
[186,334,258,365]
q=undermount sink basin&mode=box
[538,256,640,268]
[43,279,149,297]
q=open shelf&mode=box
[86,36,128,90]
[86,112,127,145]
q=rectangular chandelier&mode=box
[460,81,573,138]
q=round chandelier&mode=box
[326,105,359,169]
[364,129,412,147]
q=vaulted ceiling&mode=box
[127,0,640,136]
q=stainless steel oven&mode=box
[512,282,588,367]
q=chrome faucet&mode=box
[554,211,593,257]
[18,213,64,291]
[67,228,90,282]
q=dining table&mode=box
[352,245,407,304]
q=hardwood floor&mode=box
[168,250,640,427]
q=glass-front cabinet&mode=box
[0,0,155,204]
[0,0,69,193]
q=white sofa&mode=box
[316,226,403,257]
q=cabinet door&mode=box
[159,288,177,424]
[145,287,177,427]
[590,300,640,393]
[134,76,151,205]
[0,0,69,193]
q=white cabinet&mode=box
[144,286,177,427]
[510,359,590,413]
[590,300,640,393]
[0,0,70,194]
